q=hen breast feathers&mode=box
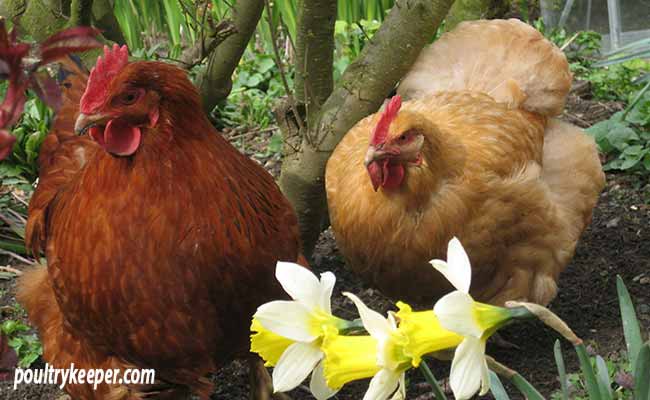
[325,19,605,306]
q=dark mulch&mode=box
[1,91,649,399]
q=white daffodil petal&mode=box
[319,272,336,314]
[430,237,472,293]
[363,369,401,400]
[255,300,316,342]
[275,261,322,309]
[479,355,490,396]
[447,237,472,293]
[309,360,339,400]
[343,292,392,339]
[449,337,485,400]
[272,342,322,393]
[388,373,406,400]
[434,291,483,338]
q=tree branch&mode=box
[279,0,456,256]
[196,0,265,114]
[294,0,337,128]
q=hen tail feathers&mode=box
[398,19,572,117]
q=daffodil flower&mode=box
[252,261,346,399]
[321,299,464,397]
[342,292,412,400]
[431,237,515,400]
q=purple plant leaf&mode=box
[0,80,27,127]
[39,26,101,65]
[30,71,62,111]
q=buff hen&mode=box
[325,19,605,306]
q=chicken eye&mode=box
[119,91,140,105]
[398,134,408,142]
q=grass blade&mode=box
[489,370,511,400]
[554,340,569,400]
[616,275,643,372]
[633,342,650,400]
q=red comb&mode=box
[370,95,402,146]
[80,44,129,113]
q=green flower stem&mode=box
[508,306,536,320]
[338,318,367,335]
[419,360,447,400]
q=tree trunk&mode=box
[445,0,510,30]
[197,0,265,114]
[279,0,455,257]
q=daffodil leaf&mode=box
[488,370,510,400]
[616,275,643,372]
[634,342,650,399]
[553,340,569,400]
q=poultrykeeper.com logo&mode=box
[13,363,156,390]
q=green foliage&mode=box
[113,0,196,58]
[333,19,381,80]
[0,83,52,187]
[1,319,42,368]
[583,60,650,102]
[214,51,290,130]
[587,85,650,172]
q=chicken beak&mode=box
[364,146,377,168]
[75,113,109,135]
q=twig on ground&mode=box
[0,265,23,275]
[228,126,277,141]
[0,250,34,265]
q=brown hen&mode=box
[20,47,303,399]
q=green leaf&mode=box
[489,370,511,400]
[620,156,641,170]
[608,126,639,151]
[554,340,569,400]
[634,342,650,400]
[617,276,643,372]
[643,154,650,171]
[257,57,276,74]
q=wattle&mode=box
[90,119,141,156]
[367,159,405,191]
[381,160,404,190]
